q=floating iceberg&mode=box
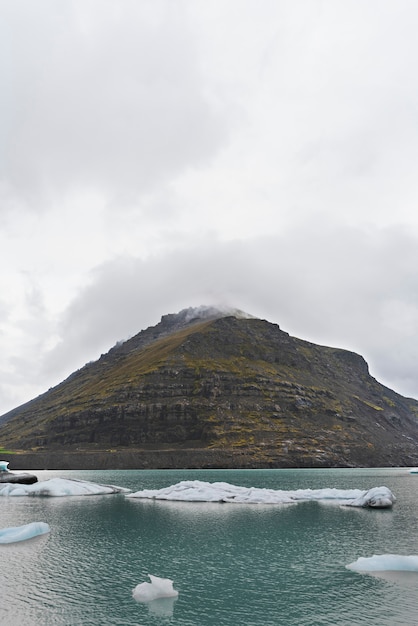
[126,480,395,508]
[0,461,9,471]
[342,486,395,508]
[347,554,418,572]
[409,467,418,474]
[132,575,179,603]
[0,522,50,544]
[0,477,129,497]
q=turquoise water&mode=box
[1,468,418,625]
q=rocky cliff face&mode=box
[1,307,418,468]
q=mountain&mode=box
[1,306,418,469]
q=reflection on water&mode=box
[144,596,177,618]
[367,570,418,586]
[0,468,418,625]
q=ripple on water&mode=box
[1,468,418,625]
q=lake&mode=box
[1,467,418,625]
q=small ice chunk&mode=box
[347,554,418,572]
[409,467,418,474]
[0,461,9,472]
[0,522,50,544]
[0,477,129,497]
[132,575,179,602]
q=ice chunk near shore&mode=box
[127,480,395,508]
[347,555,418,572]
[0,477,129,497]
[409,467,418,473]
[0,460,38,484]
[132,575,179,603]
[0,522,50,544]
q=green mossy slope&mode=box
[1,313,418,468]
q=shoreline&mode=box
[1,447,412,470]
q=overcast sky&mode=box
[2,0,418,415]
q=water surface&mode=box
[1,468,418,625]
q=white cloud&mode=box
[1,0,229,208]
[2,0,418,414]
[32,221,418,401]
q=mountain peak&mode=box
[160,305,254,327]
[108,305,255,357]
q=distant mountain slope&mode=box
[1,306,418,469]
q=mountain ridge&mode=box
[1,306,418,469]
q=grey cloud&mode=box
[4,1,418,416]
[0,278,54,412]
[41,221,418,400]
[2,1,228,207]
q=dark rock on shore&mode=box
[0,471,38,484]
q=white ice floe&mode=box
[342,486,395,508]
[0,477,129,497]
[0,522,50,544]
[132,575,179,602]
[0,461,9,471]
[347,554,418,572]
[126,480,395,508]
[409,467,418,474]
